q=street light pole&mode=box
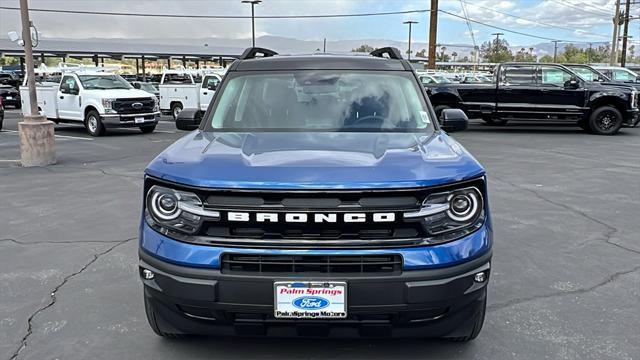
[241,0,261,47]
[491,32,503,62]
[18,0,55,167]
[403,20,418,61]
[552,40,561,62]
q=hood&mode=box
[84,88,155,99]
[596,81,639,91]
[145,131,485,190]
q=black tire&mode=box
[0,117,3,132]
[85,110,105,137]
[171,103,183,121]
[140,125,156,134]
[588,106,623,135]
[433,105,451,122]
[144,294,187,338]
[447,297,486,342]
[482,115,508,126]
[15,104,22,110]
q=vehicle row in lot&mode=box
[427,63,639,135]
[20,64,160,136]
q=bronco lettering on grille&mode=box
[226,212,395,223]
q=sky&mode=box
[0,0,629,49]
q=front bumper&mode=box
[101,111,160,128]
[626,109,640,127]
[139,220,492,337]
[140,249,490,338]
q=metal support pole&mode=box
[20,56,25,76]
[323,38,326,53]
[39,52,44,66]
[167,58,171,69]
[93,54,98,66]
[251,3,256,47]
[552,40,560,62]
[135,58,139,75]
[141,55,146,82]
[182,56,186,67]
[427,0,438,69]
[404,21,417,61]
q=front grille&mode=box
[221,254,402,274]
[112,97,155,114]
[145,177,485,248]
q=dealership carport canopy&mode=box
[0,38,242,67]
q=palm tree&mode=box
[452,51,458,62]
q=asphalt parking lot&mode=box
[1,109,639,360]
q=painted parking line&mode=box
[1,130,94,141]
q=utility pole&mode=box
[241,0,261,47]
[620,0,632,66]
[18,0,55,167]
[552,40,561,62]
[427,0,438,69]
[611,0,622,65]
[404,20,418,60]
[491,33,503,62]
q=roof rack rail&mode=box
[239,47,278,60]
[370,47,403,60]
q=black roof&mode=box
[228,47,412,72]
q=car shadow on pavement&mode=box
[154,335,479,359]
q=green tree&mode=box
[480,38,513,62]
[539,55,554,63]
[351,44,375,53]
[415,49,427,58]
[514,47,536,62]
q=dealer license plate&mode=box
[134,117,145,124]
[274,281,347,319]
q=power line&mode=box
[0,4,606,45]
[462,0,610,39]
[0,6,431,19]
[439,9,593,43]
[568,0,613,16]
[547,0,612,17]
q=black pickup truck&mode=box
[427,63,639,135]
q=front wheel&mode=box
[140,125,156,134]
[446,297,486,342]
[85,110,105,137]
[144,293,188,338]
[588,106,623,135]
[0,117,4,131]
[171,103,183,121]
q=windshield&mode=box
[207,71,435,133]
[78,75,132,90]
[432,75,451,83]
[139,83,158,92]
[571,67,607,82]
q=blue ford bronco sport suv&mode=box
[139,47,492,341]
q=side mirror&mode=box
[60,83,70,94]
[132,83,141,89]
[564,75,580,89]
[175,109,203,131]
[207,83,217,91]
[440,108,468,132]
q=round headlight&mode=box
[150,191,180,220]
[447,191,479,222]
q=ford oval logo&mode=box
[292,296,330,310]
[131,102,143,109]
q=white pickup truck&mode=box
[21,64,160,136]
[159,68,222,120]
